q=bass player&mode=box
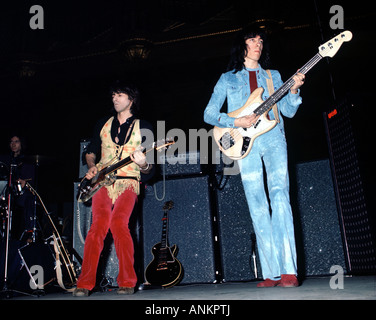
[204,27,305,287]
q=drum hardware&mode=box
[17,242,46,297]
[0,155,70,298]
[0,183,7,240]
[0,164,31,298]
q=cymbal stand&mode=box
[1,164,16,295]
[1,164,30,298]
[31,157,39,243]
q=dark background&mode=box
[0,1,374,226]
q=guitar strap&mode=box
[114,119,140,184]
[266,69,280,124]
[53,235,75,292]
[117,118,137,160]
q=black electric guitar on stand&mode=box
[144,201,183,288]
[213,30,353,160]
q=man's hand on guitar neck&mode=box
[291,72,305,94]
[130,149,149,170]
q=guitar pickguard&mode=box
[145,243,183,287]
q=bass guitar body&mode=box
[144,243,183,288]
[213,87,277,160]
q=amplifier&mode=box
[157,151,207,177]
[78,140,90,179]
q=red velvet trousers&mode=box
[77,187,138,290]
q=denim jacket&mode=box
[204,66,302,134]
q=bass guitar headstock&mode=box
[318,30,352,58]
[154,138,175,152]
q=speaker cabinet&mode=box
[324,103,376,273]
[215,173,261,282]
[290,159,347,276]
[216,159,347,280]
[142,175,218,285]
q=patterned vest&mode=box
[98,117,141,203]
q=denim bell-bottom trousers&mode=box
[239,128,297,280]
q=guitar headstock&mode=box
[318,30,352,58]
[154,138,175,152]
[163,200,174,211]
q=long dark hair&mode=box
[227,27,271,73]
[109,80,140,116]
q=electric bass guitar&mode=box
[77,139,174,203]
[213,30,353,160]
[144,200,184,288]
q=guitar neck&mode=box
[254,53,323,116]
[160,210,169,249]
[103,148,148,176]
[104,155,132,175]
[96,140,174,177]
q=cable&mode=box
[153,162,166,201]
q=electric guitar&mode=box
[77,139,174,203]
[213,30,353,160]
[144,200,184,288]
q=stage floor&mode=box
[6,275,376,300]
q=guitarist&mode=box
[204,27,305,288]
[73,80,154,297]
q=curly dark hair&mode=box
[109,80,140,116]
[227,27,271,73]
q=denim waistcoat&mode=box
[204,66,303,135]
